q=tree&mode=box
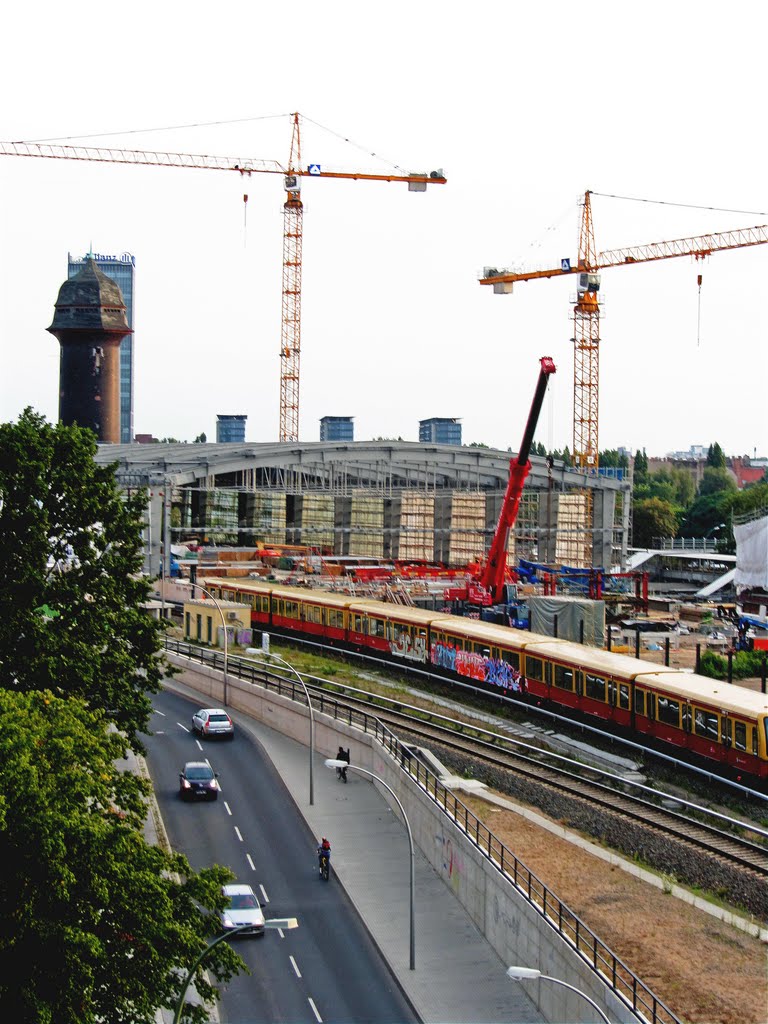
[0,410,167,747]
[706,442,726,468]
[633,448,649,484]
[0,690,243,1024]
[698,466,737,498]
[193,432,207,444]
[632,497,678,547]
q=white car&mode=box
[220,884,265,937]
[192,708,234,740]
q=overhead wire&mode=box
[591,191,768,218]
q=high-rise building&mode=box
[217,414,247,443]
[419,417,462,445]
[320,416,354,442]
[68,252,135,443]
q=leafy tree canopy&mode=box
[0,690,242,1024]
[698,466,737,498]
[632,497,679,547]
[633,448,649,482]
[634,466,695,508]
[0,409,166,747]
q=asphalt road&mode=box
[144,688,418,1024]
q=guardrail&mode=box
[164,637,680,1024]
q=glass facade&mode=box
[68,252,135,443]
[216,415,247,443]
[418,418,462,445]
[320,416,354,442]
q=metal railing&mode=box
[165,637,681,1024]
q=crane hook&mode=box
[697,272,703,346]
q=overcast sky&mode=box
[1,1,765,460]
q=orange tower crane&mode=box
[0,115,446,441]
[480,190,768,471]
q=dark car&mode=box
[179,761,219,801]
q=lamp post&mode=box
[173,917,298,1024]
[506,966,611,1024]
[325,759,416,970]
[186,581,228,707]
[246,649,315,806]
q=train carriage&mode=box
[195,577,768,783]
[347,601,444,664]
[632,671,768,780]
[520,641,683,731]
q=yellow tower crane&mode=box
[480,190,768,471]
[0,114,446,441]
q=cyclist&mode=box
[336,745,350,782]
[317,837,331,871]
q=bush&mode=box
[699,649,767,681]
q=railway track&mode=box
[309,678,768,880]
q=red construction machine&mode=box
[445,356,556,607]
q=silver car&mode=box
[192,708,234,740]
[220,884,265,937]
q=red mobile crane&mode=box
[446,356,556,607]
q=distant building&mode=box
[48,258,132,444]
[320,416,354,442]
[419,417,462,445]
[217,415,247,443]
[68,252,135,443]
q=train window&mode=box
[647,693,656,720]
[722,718,732,748]
[328,609,344,629]
[526,656,544,682]
[682,704,692,732]
[369,618,385,638]
[285,601,300,620]
[657,697,680,728]
[619,684,630,710]
[584,673,606,702]
[634,689,645,715]
[352,614,363,632]
[694,709,719,742]
[734,721,747,752]
[500,649,520,670]
[554,664,574,691]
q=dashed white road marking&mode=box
[289,956,301,978]
[224,802,233,816]
[259,883,269,903]
[308,997,322,1021]
[246,853,256,871]
[234,826,243,842]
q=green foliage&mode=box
[193,432,207,444]
[706,442,726,468]
[598,449,630,470]
[699,649,767,681]
[0,410,168,747]
[632,497,679,547]
[634,466,694,508]
[633,448,649,482]
[0,690,243,1024]
[698,466,737,497]
[468,441,490,448]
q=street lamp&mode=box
[246,649,315,806]
[325,759,416,970]
[506,966,611,1024]
[173,917,298,1024]
[186,581,229,707]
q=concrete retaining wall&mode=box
[169,653,636,1024]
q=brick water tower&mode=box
[47,257,132,443]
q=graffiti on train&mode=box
[390,632,428,663]
[429,642,525,693]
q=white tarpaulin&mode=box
[734,515,768,590]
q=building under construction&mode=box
[94,440,631,578]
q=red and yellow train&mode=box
[202,577,768,784]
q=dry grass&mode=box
[462,793,768,1024]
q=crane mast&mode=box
[281,114,303,443]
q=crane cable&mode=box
[590,191,768,218]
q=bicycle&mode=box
[319,853,330,881]
[335,765,347,783]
